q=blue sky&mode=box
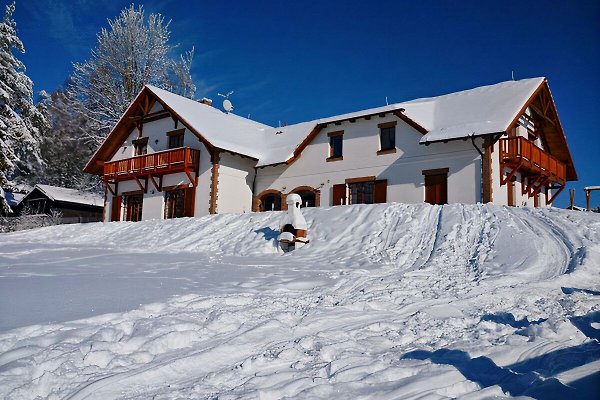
[10,0,600,208]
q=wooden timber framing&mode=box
[209,149,221,214]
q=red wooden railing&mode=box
[103,147,200,180]
[500,137,566,184]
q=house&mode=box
[83,77,577,222]
[18,184,103,223]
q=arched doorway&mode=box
[256,189,283,211]
[290,186,319,208]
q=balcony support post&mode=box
[185,169,197,187]
[104,179,117,197]
[547,185,564,205]
[149,175,162,192]
[531,176,549,197]
[500,159,523,186]
[133,176,147,193]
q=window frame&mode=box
[167,128,185,149]
[327,130,344,161]
[377,121,397,155]
[132,137,148,156]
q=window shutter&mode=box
[332,184,346,206]
[374,180,387,203]
[111,195,122,221]
[184,187,195,217]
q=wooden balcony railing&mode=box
[103,147,200,181]
[500,136,566,185]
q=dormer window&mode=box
[167,128,185,149]
[132,137,148,156]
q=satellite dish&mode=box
[223,99,233,113]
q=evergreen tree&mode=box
[37,89,97,190]
[0,2,46,214]
[68,4,195,148]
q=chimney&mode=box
[198,97,213,106]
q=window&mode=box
[328,131,343,160]
[167,129,185,149]
[164,189,186,218]
[378,121,396,154]
[349,181,374,204]
[164,187,194,218]
[337,177,387,205]
[124,193,143,221]
[133,137,148,156]
[261,193,281,211]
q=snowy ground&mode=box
[0,203,599,399]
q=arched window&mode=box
[256,190,283,211]
[290,186,319,208]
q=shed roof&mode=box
[24,185,103,208]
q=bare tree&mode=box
[68,4,195,147]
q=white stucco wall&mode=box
[216,153,256,214]
[255,116,483,206]
[104,102,215,220]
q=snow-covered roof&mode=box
[253,78,546,165]
[410,77,545,143]
[3,191,25,207]
[147,85,273,160]
[87,77,559,171]
[28,185,103,207]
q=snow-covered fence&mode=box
[0,212,100,232]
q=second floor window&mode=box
[167,129,185,149]
[328,131,343,160]
[132,137,148,156]
[378,121,396,153]
[380,126,395,150]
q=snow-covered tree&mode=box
[68,4,195,147]
[36,88,98,190]
[0,2,46,214]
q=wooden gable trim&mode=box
[84,87,153,175]
[392,110,428,134]
[504,80,577,181]
[84,86,217,176]
[287,125,323,164]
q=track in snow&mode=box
[1,203,599,399]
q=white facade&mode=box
[91,78,574,222]
[254,117,483,206]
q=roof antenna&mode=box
[217,91,234,113]
[511,70,515,81]
[385,96,389,105]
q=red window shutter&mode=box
[332,184,346,206]
[184,187,195,217]
[374,179,387,203]
[111,195,122,221]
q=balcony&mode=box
[103,147,200,189]
[500,136,566,186]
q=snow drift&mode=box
[0,203,599,399]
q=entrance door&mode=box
[424,170,448,205]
